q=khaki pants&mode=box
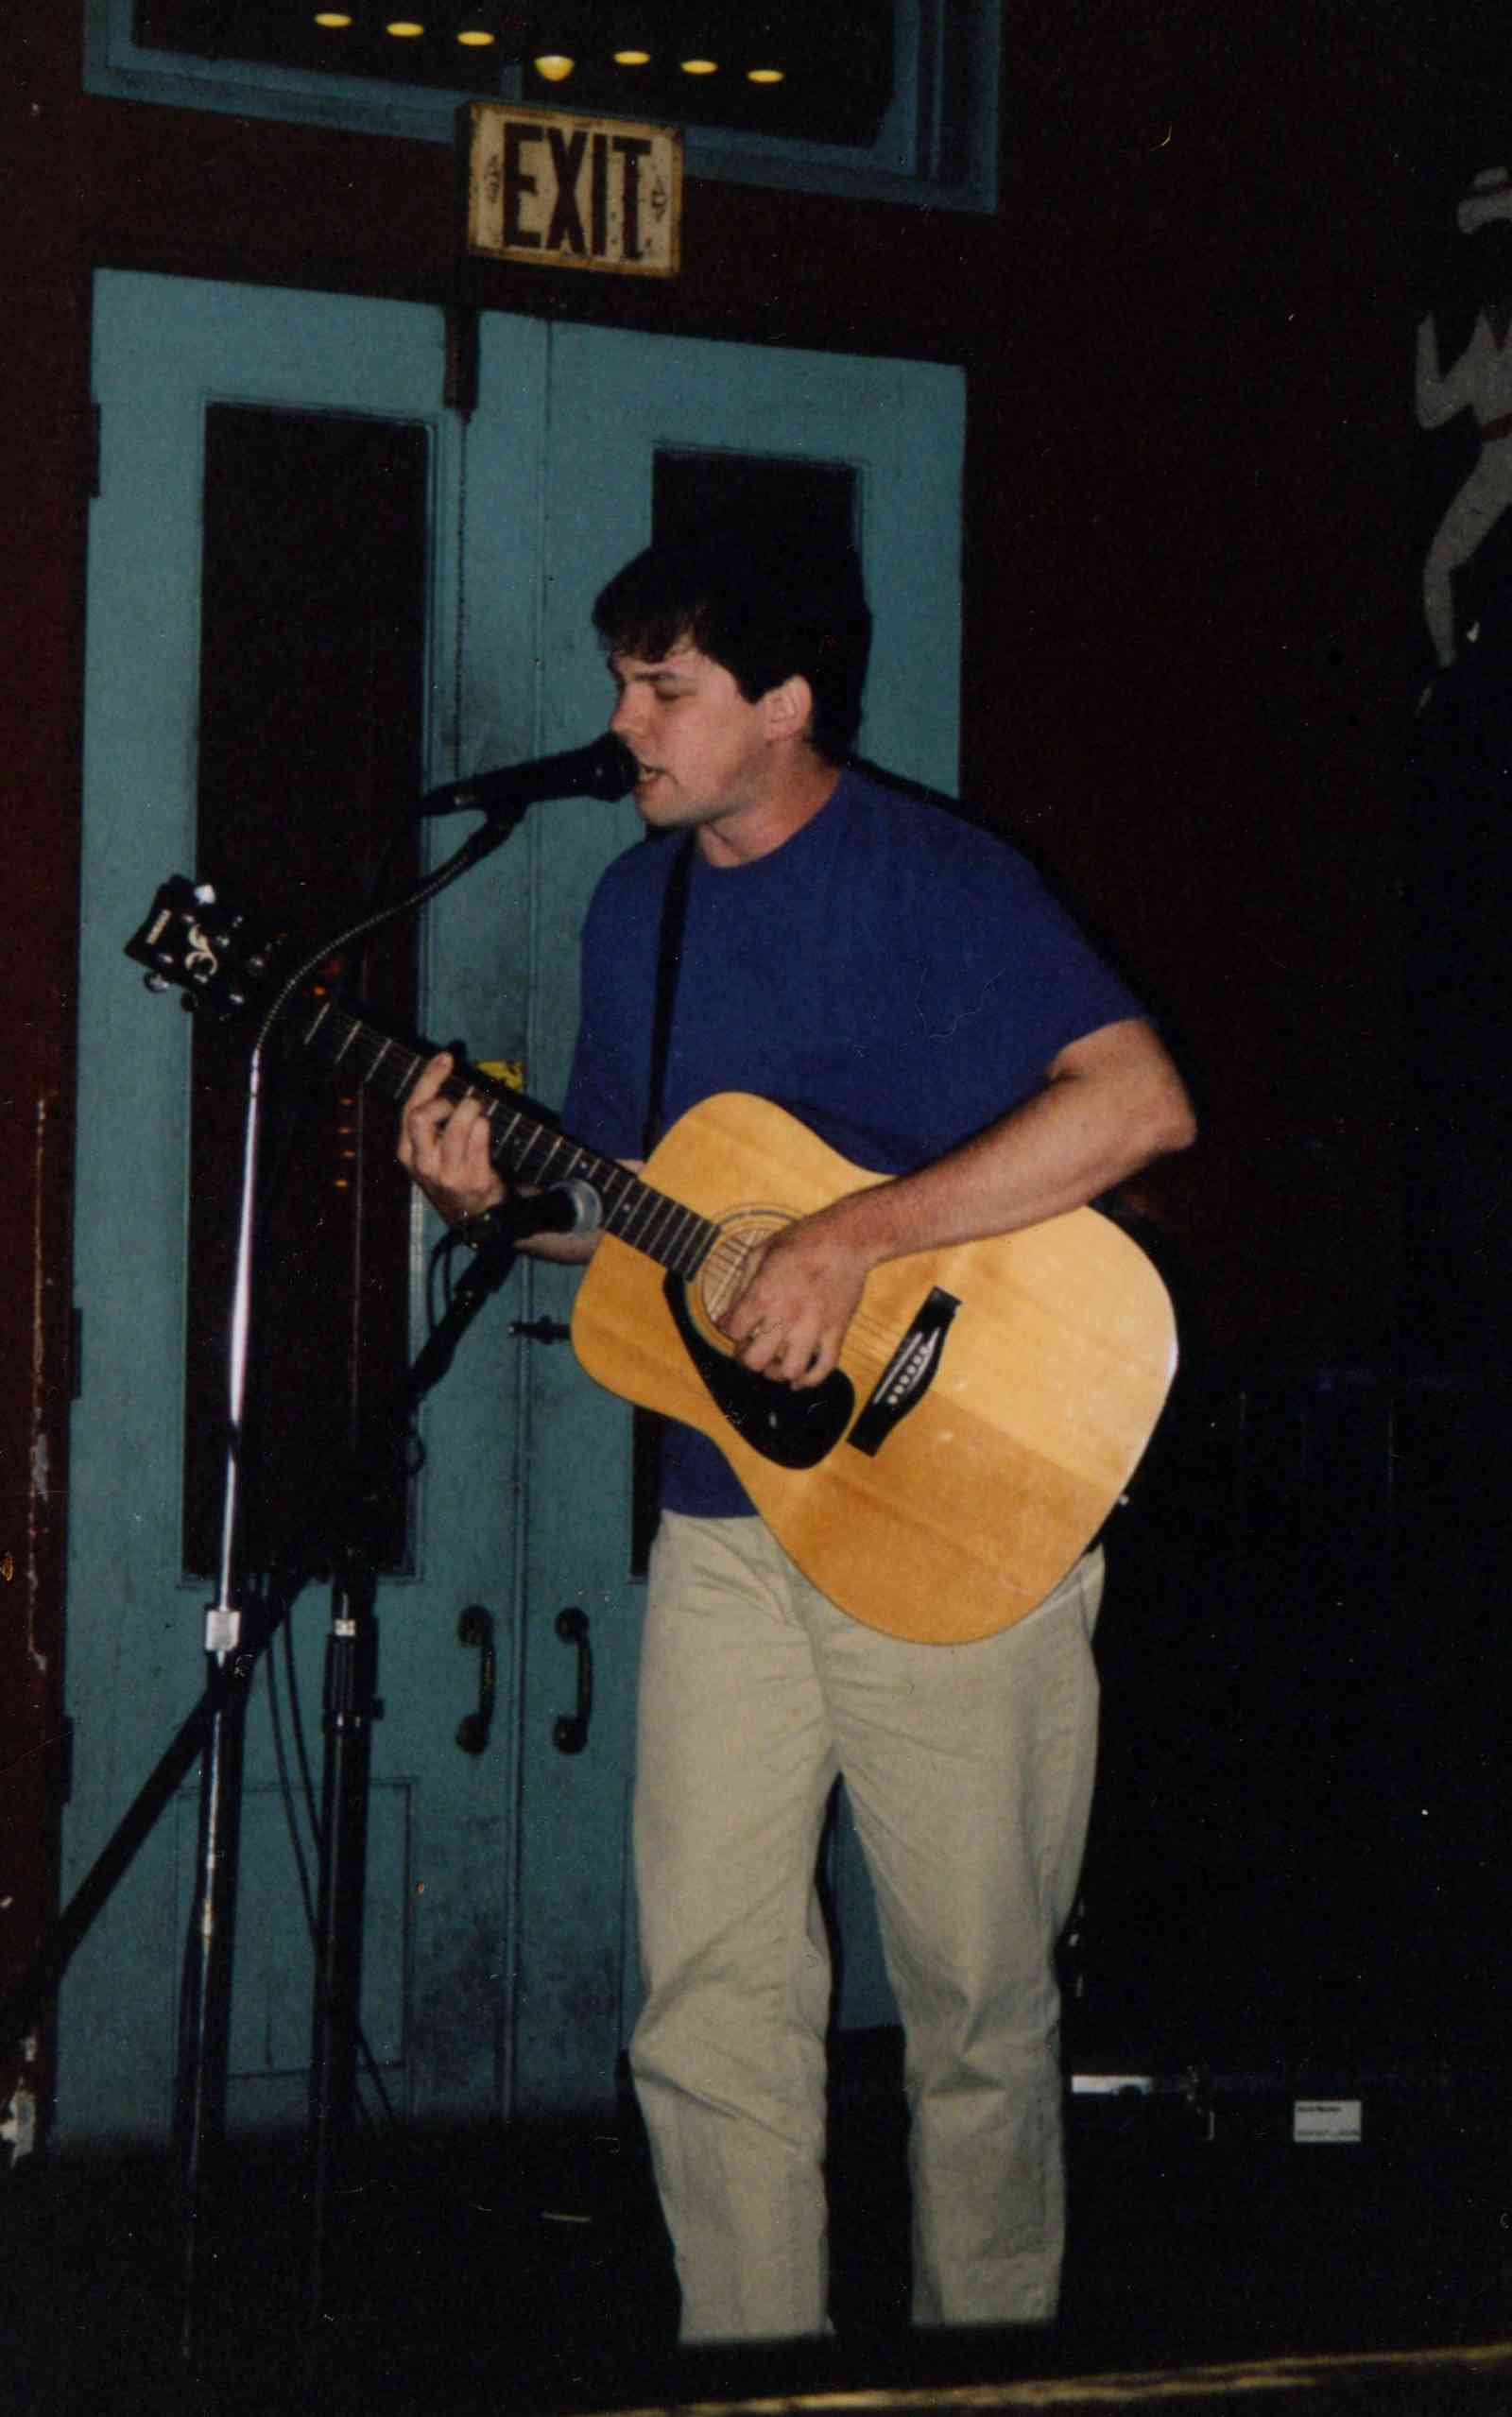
[631,1511,1103,2344]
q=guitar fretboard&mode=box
[297,993,719,1278]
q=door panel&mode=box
[63,271,548,2142]
[62,276,964,2147]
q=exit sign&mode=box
[462,101,681,278]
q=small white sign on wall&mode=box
[462,101,681,277]
[1295,2098,1364,2144]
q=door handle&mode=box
[552,1607,593,1755]
[455,1604,496,1754]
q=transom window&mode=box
[89,0,999,210]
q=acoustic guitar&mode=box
[129,874,1177,1645]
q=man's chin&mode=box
[634,777,695,825]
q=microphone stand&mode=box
[8,744,633,2363]
[173,797,541,2370]
[0,1193,561,2363]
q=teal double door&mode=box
[61,269,964,2145]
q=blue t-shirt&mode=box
[562,767,1143,1515]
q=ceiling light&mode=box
[747,66,783,82]
[533,52,576,80]
[614,49,652,65]
[386,19,425,35]
[313,10,352,23]
[457,26,495,43]
[680,57,718,75]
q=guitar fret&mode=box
[642,1193,688,1258]
[602,1190,640,1243]
[485,1103,527,1172]
[365,1030,414,1098]
[593,1162,639,1222]
[661,1203,709,1274]
[382,1054,417,1099]
[524,1132,574,1186]
[614,1190,662,1252]
[482,1103,557,1187]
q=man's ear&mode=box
[763,673,815,743]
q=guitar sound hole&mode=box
[696,1209,793,1338]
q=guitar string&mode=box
[309,1002,923,1361]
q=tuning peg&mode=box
[193,882,217,906]
[144,974,170,994]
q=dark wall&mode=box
[1010,9,1424,1364]
[3,7,1432,2120]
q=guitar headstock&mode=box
[126,874,286,1023]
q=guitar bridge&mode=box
[848,1286,960,1458]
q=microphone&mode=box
[418,734,635,819]
[522,1179,604,1237]
[455,1180,602,1270]
[476,1180,602,1247]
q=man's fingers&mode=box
[403,1054,491,1181]
[398,1051,454,1167]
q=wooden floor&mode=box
[7,2034,1510,2417]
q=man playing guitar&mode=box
[399,522,1195,2352]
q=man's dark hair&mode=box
[593,519,872,761]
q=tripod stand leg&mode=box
[174,1650,252,2371]
[308,1558,381,2322]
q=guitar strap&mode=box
[643,831,696,1159]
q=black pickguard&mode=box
[663,1273,855,1469]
